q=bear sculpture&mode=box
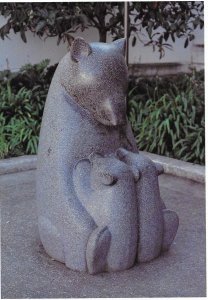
[37,37,179,274]
[73,152,138,274]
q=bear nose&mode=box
[101,109,117,126]
[100,99,126,126]
[100,109,126,126]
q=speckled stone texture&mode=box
[73,153,138,273]
[37,37,179,274]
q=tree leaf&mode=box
[189,34,195,41]
[184,38,189,48]
[20,28,27,43]
[164,31,169,41]
[171,33,175,42]
[132,36,136,47]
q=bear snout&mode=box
[98,106,126,126]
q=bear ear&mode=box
[113,38,126,56]
[70,37,92,62]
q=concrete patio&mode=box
[1,169,206,298]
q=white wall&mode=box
[128,27,204,65]
[0,15,204,71]
[0,15,99,71]
[0,31,68,71]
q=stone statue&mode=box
[37,37,179,274]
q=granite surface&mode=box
[36,37,178,273]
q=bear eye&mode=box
[100,173,117,186]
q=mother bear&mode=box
[36,37,179,274]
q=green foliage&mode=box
[0,2,204,56]
[0,60,56,158]
[131,2,204,58]
[0,60,204,165]
[0,2,124,44]
[0,114,8,158]
[127,70,205,165]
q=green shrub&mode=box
[0,60,57,158]
[0,60,204,165]
[127,70,205,165]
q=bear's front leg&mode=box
[116,148,164,262]
[162,208,179,251]
[116,148,179,261]
[86,226,111,274]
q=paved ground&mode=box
[1,170,206,298]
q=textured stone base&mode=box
[1,170,206,298]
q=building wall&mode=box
[0,15,204,74]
